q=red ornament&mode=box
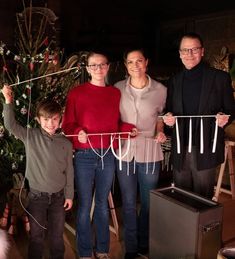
[43,37,49,46]
[29,62,34,71]
[52,53,58,65]
[44,52,49,63]
[3,65,8,72]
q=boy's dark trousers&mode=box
[27,189,65,259]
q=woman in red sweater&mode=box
[62,51,135,259]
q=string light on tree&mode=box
[0,2,83,189]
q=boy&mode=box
[1,84,74,259]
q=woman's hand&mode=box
[163,112,176,127]
[78,130,87,143]
[155,131,167,143]
[130,128,138,137]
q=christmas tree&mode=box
[0,1,86,192]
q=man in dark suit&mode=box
[163,32,235,198]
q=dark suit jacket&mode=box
[166,63,235,170]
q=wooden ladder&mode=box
[213,140,235,201]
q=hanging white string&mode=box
[212,120,219,153]
[8,67,78,87]
[145,138,150,174]
[161,114,230,154]
[100,135,104,168]
[146,138,158,174]
[126,145,130,176]
[151,141,157,174]
[67,132,131,171]
[200,117,204,154]
[65,131,158,173]
[175,118,180,154]
[12,66,80,230]
[144,138,158,174]
[188,117,192,153]
[86,134,114,170]
[17,79,47,230]
[111,134,131,170]
[133,144,136,175]
[118,136,122,170]
[117,136,159,176]
[9,65,80,231]
[70,131,132,170]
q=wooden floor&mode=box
[3,190,235,259]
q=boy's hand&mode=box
[1,84,13,104]
[64,199,73,211]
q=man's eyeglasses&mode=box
[179,47,202,55]
[87,63,108,70]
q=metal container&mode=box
[149,186,223,259]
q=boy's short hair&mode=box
[36,99,62,118]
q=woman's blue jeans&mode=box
[116,160,160,253]
[74,149,115,257]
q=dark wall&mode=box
[59,0,161,63]
[0,1,18,47]
[1,0,235,78]
[158,10,235,76]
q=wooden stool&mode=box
[213,140,235,201]
[107,192,119,240]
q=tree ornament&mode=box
[14,55,20,61]
[0,1,84,194]
[0,42,5,55]
[20,106,27,115]
[12,162,18,170]
[29,62,34,71]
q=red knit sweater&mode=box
[62,82,134,149]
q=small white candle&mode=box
[212,120,218,153]
[188,117,192,153]
[176,118,180,154]
[200,117,204,154]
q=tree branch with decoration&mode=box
[0,1,86,194]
